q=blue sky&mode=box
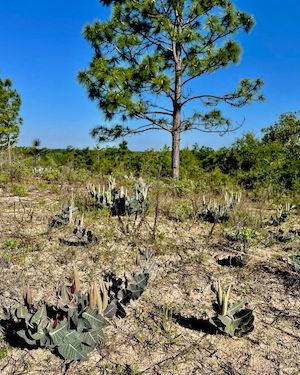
[0,0,299,150]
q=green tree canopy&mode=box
[0,75,22,150]
[79,0,263,178]
[262,112,300,147]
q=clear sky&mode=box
[0,0,299,150]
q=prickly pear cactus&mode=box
[209,281,254,337]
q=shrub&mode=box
[43,167,62,182]
[226,227,262,244]
[0,171,9,185]
[11,183,28,197]
[166,199,194,222]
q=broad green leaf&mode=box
[82,308,106,329]
[75,319,86,333]
[48,321,69,346]
[63,329,80,345]
[218,315,232,327]
[58,341,90,361]
[81,328,105,346]
[40,335,53,348]
[233,309,254,328]
[227,300,244,316]
[17,329,37,346]
[30,305,47,325]
[30,331,46,341]
[16,306,30,320]
[58,284,69,302]
[104,300,118,318]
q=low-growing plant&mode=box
[49,201,78,229]
[0,171,9,185]
[209,281,254,337]
[11,183,28,197]
[165,199,194,222]
[0,252,153,361]
[43,167,62,182]
[1,239,20,251]
[262,203,297,227]
[59,216,98,247]
[161,177,195,197]
[198,191,241,223]
[289,251,300,272]
[102,249,154,317]
[273,228,300,243]
[32,167,51,178]
[226,227,262,244]
[88,176,149,217]
[1,271,107,361]
[0,346,10,360]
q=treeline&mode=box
[10,113,300,191]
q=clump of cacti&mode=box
[73,216,98,244]
[198,192,241,223]
[88,176,149,216]
[88,176,117,211]
[209,281,254,337]
[262,203,297,227]
[49,201,78,229]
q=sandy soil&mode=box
[0,185,299,375]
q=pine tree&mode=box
[32,138,42,167]
[0,75,22,166]
[79,0,264,178]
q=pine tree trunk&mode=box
[7,136,11,168]
[171,113,181,179]
[171,68,182,179]
[171,9,182,179]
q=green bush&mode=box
[43,167,61,182]
[0,171,9,184]
[11,183,28,197]
[226,227,262,244]
[166,199,194,221]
